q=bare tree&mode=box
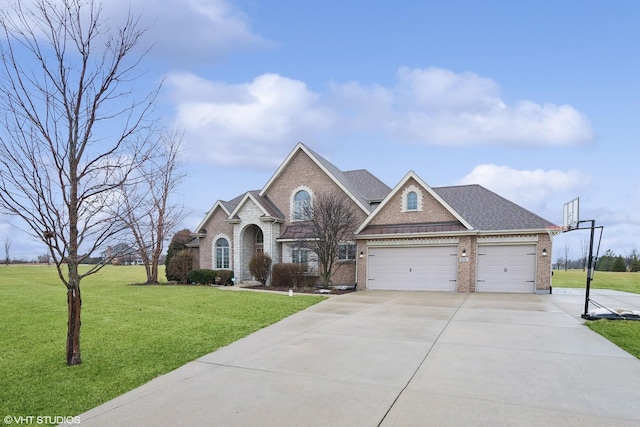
[119,130,187,284]
[580,237,589,271]
[4,237,9,265]
[0,0,158,365]
[298,192,359,287]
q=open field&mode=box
[552,269,640,294]
[0,265,324,423]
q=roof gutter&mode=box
[354,228,550,240]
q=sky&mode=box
[1,0,639,262]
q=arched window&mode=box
[406,191,418,211]
[255,228,264,255]
[215,238,230,269]
[293,190,311,221]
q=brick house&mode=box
[191,143,556,293]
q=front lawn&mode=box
[0,265,324,422]
[586,320,640,359]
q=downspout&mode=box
[270,218,278,286]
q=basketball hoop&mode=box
[546,225,566,238]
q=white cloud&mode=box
[458,164,589,209]
[3,0,271,65]
[167,72,335,168]
[106,0,273,64]
[331,67,593,146]
[166,67,594,168]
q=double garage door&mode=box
[367,246,458,291]
[367,244,537,293]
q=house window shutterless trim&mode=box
[338,243,356,261]
[407,191,418,210]
[401,184,423,212]
[294,190,311,221]
[292,248,308,264]
[292,189,312,221]
[215,238,230,269]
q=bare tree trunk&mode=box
[66,285,82,366]
[4,237,9,265]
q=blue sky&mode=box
[2,0,639,262]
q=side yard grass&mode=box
[552,269,640,359]
[0,265,324,423]
[552,269,640,293]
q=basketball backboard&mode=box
[563,197,579,230]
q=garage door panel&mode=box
[368,246,457,291]
[477,245,536,293]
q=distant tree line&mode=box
[555,248,640,272]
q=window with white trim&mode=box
[406,191,418,210]
[292,248,309,264]
[401,185,423,212]
[338,244,356,261]
[215,238,230,269]
[293,190,311,221]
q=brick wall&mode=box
[198,207,234,270]
[368,177,458,226]
[263,150,367,285]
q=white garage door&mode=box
[367,246,457,291]
[476,245,536,293]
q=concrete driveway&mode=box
[64,289,640,426]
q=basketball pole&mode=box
[581,220,596,318]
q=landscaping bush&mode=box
[188,269,217,285]
[216,269,234,286]
[272,263,309,288]
[167,249,193,284]
[249,253,272,285]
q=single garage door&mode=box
[367,246,457,291]
[476,245,536,293]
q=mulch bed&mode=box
[244,285,356,295]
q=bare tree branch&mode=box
[0,0,159,365]
[296,192,359,287]
[118,129,187,284]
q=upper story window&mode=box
[401,185,423,212]
[293,190,311,221]
[406,191,418,210]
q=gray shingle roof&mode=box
[343,170,391,203]
[304,145,391,212]
[433,184,555,231]
[248,190,285,219]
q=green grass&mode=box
[552,269,640,359]
[552,269,640,294]
[0,265,324,422]
[586,320,640,359]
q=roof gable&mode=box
[193,200,233,234]
[227,190,284,221]
[356,171,472,234]
[259,143,382,214]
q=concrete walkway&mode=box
[63,289,640,426]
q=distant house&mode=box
[104,243,143,266]
[190,143,555,293]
